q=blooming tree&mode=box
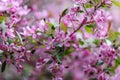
[0,0,120,80]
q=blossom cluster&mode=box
[0,0,120,80]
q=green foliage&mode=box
[1,61,6,72]
[60,22,67,32]
[111,0,120,8]
[0,16,5,23]
[114,58,120,70]
[78,10,84,13]
[78,39,84,45]
[63,49,74,56]
[85,3,93,8]
[55,46,74,64]
[93,0,99,3]
[107,58,120,73]
[85,24,95,33]
[85,25,93,33]
[89,78,98,80]
[61,8,69,17]
[7,38,13,45]
[46,22,55,33]
[107,31,120,42]
[30,39,37,44]
[93,39,100,46]
[85,26,93,33]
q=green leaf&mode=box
[0,16,5,24]
[46,22,55,33]
[89,78,97,80]
[85,26,93,33]
[46,22,54,27]
[86,24,96,28]
[78,10,84,13]
[93,39,100,45]
[85,24,95,33]
[60,22,67,32]
[107,32,120,42]
[107,58,120,73]
[78,39,84,45]
[93,0,100,3]
[1,61,6,72]
[56,54,62,64]
[7,38,13,45]
[36,30,41,33]
[61,8,69,17]
[111,0,120,8]
[63,49,74,56]
[115,58,120,64]
[48,34,54,38]
[30,39,37,44]
[106,67,115,73]
[85,3,93,8]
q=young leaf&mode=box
[0,16,5,23]
[93,39,100,45]
[61,8,69,17]
[1,61,6,72]
[78,39,84,45]
[63,49,74,56]
[46,22,55,33]
[85,3,93,8]
[85,26,93,33]
[60,22,67,32]
[7,38,13,45]
[111,0,120,8]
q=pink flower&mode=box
[17,6,30,16]
[94,9,112,39]
[21,26,37,38]
[94,9,112,24]
[6,28,15,38]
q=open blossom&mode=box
[94,23,108,39]
[17,6,30,16]
[94,9,112,24]
[6,28,15,38]
[99,43,115,64]
[21,26,37,38]
[94,9,112,39]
